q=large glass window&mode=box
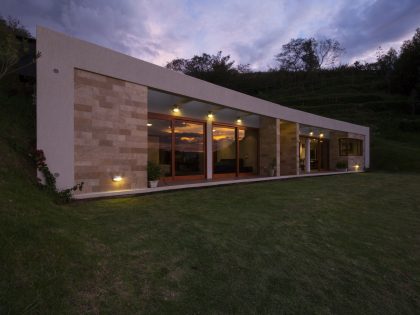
[148,116,205,179]
[174,120,205,176]
[213,126,237,174]
[339,138,363,156]
[238,128,258,175]
[148,118,172,177]
[213,125,258,176]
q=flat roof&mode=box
[36,26,369,136]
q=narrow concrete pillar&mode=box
[206,120,213,179]
[305,137,311,173]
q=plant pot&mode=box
[148,180,159,188]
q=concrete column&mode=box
[305,137,311,173]
[206,120,213,179]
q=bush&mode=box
[34,149,83,203]
[147,161,162,181]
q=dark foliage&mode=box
[34,149,84,203]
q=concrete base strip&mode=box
[74,171,363,200]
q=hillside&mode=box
[1,72,420,313]
[210,69,420,172]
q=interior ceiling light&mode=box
[319,133,324,138]
[172,105,180,113]
[309,131,314,136]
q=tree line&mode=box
[165,30,420,101]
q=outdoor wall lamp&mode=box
[112,175,122,182]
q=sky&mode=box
[2,0,420,70]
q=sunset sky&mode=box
[2,0,419,70]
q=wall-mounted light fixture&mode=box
[147,123,152,127]
[172,105,180,113]
[207,111,214,119]
[354,164,360,171]
[112,175,122,182]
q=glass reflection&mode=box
[238,128,258,175]
[148,118,172,176]
[213,126,237,174]
[174,120,205,176]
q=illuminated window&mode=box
[339,138,363,156]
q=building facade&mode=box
[36,27,370,199]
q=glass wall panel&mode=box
[238,128,258,175]
[174,120,205,176]
[148,118,172,176]
[310,139,319,170]
[213,126,237,174]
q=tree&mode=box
[275,38,344,71]
[315,39,344,68]
[0,16,39,81]
[166,51,245,77]
[392,28,420,95]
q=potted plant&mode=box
[269,158,277,176]
[147,161,162,188]
[336,161,348,172]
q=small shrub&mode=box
[147,161,162,181]
[34,149,83,203]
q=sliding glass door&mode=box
[148,115,206,180]
[213,124,258,178]
[174,120,205,177]
[213,126,237,176]
[148,118,172,177]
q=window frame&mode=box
[339,138,363,156]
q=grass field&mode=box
[1,71,420,313]
[1,171,420,314]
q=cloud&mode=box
[1,0,419,69]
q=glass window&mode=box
[339,138,363,156]
[238,128,258,175]
[213,126,237,174]
[174,120,205,176]
[148,118,172,176]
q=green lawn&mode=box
[1,74,420,314]
[1,171,420,314]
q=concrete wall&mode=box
[74,69,148,193]
[280,121,299,176]
[259,117,280,176]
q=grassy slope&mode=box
[0,73,420,313]
[237,70,420,172]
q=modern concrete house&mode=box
[36,26,370,199]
